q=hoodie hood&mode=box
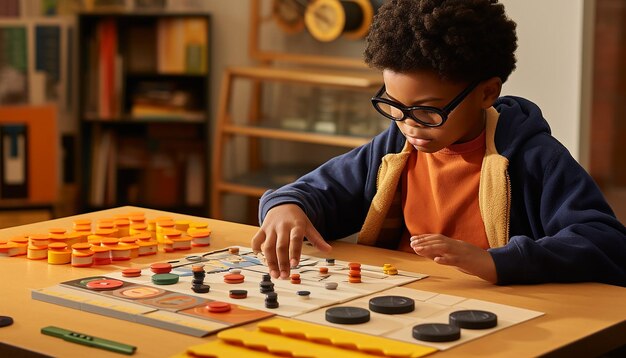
[494,96,552,158]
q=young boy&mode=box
[251,0,626,286]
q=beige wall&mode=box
[500,0,593,164]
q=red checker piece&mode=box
[348,270,362,278]
[86,279,124,291]
[348,262,361,270]
[223,273,245,284]
[122,268,142,277]
[150,263,172,274]
[207,301,231,313]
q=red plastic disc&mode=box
[207,301,231,313]
[122,268,142,277]
[86,279,124,290]
[150,263,172,274]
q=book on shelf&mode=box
[126,24,156,73]
[35,24,61,102]
[0,26,28,105]
[129,80,203,121]
[0,0,20,18]
[157,17,208,74]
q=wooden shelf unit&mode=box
[77,12,212,217]
[211,66,383,222]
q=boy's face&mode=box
[382,70,486,153]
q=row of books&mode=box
[84,17,209,119]
[0,22,68,109]
[0,0,79,18]
[90,128,205,207]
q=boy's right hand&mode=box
[251,204,332,279]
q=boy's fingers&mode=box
[276,231,291,279]
[289,226,305,268]
[261,232,280,278]
[251,230,266,253]
[305,225,332,253]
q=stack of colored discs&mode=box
[150,263,172,274]
[229,289,248,299]
[265,292,279,309]
[223,273,245,284]
[122,268,142,277]
[383,263,398,275]
[290,273,301,284]
[297,290,311,300]
[260,274,275,293]
[348,262,362,283]
[207,301,231,313]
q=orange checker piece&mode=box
[223,273,245,284]
[150,263,172,274]
[90,245,112,265]
[348,262,362,270]
[348,270,362,278]
[290,273,301,284]
[28,233,50,246]
[319,267,329,274]
[27,243,48,260]
[188,228,211,247]
[129,215,145,224]
[122,268,142,277]
[48,227,66,235]
[0,241,25,257]
[71,242,94,267]
[207,301,231,313]
[48,242,71,265]
[136,239,157,256]
[95,228,118,238]
[348,277,362,283]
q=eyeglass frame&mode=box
[370,81,480,127]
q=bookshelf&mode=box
[77,12,211,216]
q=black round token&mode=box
[369,295,415,314]
[449,310,498,329]
[0,316,13,328]
[325,306,370,325]
[412,323,461,342]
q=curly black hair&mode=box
[364,0,517,83]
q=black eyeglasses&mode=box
[370,81,479,127]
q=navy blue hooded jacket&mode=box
[259,96,626,286]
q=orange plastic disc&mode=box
[86,279,124,290]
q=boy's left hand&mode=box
[410,234,497,283]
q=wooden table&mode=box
[1,206,625,357]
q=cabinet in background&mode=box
[78,13,211,216]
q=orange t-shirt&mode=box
[398,130,489,252]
